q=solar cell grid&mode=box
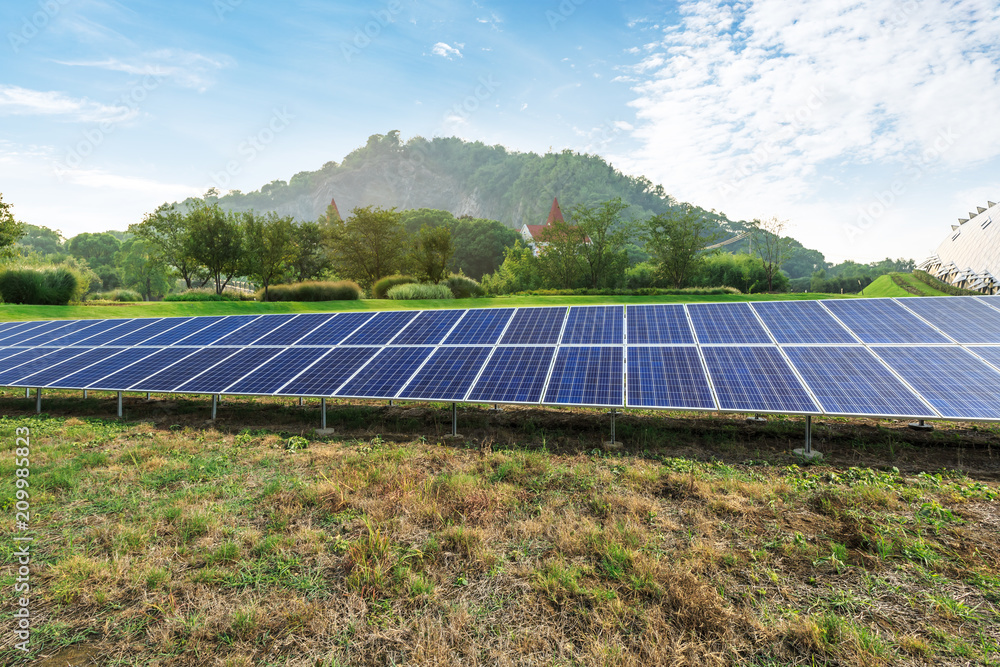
[688,303,772,344]
[442,308,513,344]
[173,315,261,346]
[24,321,105,346]
[751,301,856,344]
[340,311,418,346]
[821,299,950,344]
[279,347,380,396]
[390,309,466,345]
[784,346,933,417]
[626,346,715,409]
[225,347,331,394]
[12,347,123,387]
[0,348,70,383]
[127,347,239,391]
[76,318,162,346]
[43,348,162,388]
[0,321,44,342]
[334,347,432,398]
[626,305,694,344]
[0,347,34,364]
[2,320,79,346]
[87,348,195,389]
[542,346,623,406]
[499,308,566,345]
[968,346,1000,371]
[875,346,1000,419]
[467,346,555,403]
[177,347,287,393]
[294,313,374,345]
[702,346,819,413]
[895,297,1000,344]
[251,313,335,345]
[105,318,191,346]
[210,314,297,345]
[398,346,492,401]
[561,306,623,345]
[138,317,224,346]
[47,319,132,346]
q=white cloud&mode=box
[431,42,463,59]
[55,49,234,92]
[55,167,200,198]
[0,86,136,123]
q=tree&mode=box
[326,205,407,289]
[643,204,722,288]
[570,198,634,288]
[479,241,543,295]
[0,194,25,260]
[129,204,208,289]
[16,224,63,257]
[449,218,522,279]
[748,216,790,292]
[288,220,332,282]
[187,202,243,294]
[116,238,171,300]
[65,231,122,290]
[537,218,586,289]
[410,224,453,283]
[241,211,295,300]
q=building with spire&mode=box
[520,197,565,256]
[919,199,1000,294]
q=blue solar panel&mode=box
[27,321,108,346]
[442,308,514,345]
[896,297,1000,344]
[104,318,192,346]
[127,347,240,391]
[138,317,224,346]
[12,347,124,387]
[688,303,772,344]
[172,315,261,346]
[499,308,566,344]
[43,348,163,388]
[967,346,1000,371]
[225,347,331,394]
[0,347,34,364]
[0,348,70,383]
[0,321,30,336]
[87,348,197,390]
[561,306,623,345]
[334,347,432,398]
[467,346,555,403]
[294,313,374,345]
[875,346,1000,419]
[175,348,286,394]
[702,346,819,413]
[626,305,695,344]
[251,313,335,345]
[397,346,493,401]
[340,311,418,345]
[210,314,297,345]
[543,346,623,406]
[822,299,950,344]
[4,320,82,346]
[751,301,857,344]
[784,346,933,417]
[0,321,48,343]
[49,319,135,346]
[626,346,716,409]
[390,309,466,345]
[76,318,163,346]
[279,347,380,396]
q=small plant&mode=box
[285,435,310,451]
[163,289,248,302]
[385,283,454,300]
[260,280,362,302]
[443,273,485,298]
[373,274,417,298]
[88,289,143,302]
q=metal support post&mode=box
[793,415,822,460]
[35,388,41,414]
[389,399,394,407]
[321,397,327,430]
[298,396,303,406]
[908,419,933,431]
[211,395,218,420]
[83,389,87,399]
[117,392,123,418]
[24,387,29,398]
[610,408,616,444]
[146,392,151,400]
[805,415,812,454]
[452,402,458,437]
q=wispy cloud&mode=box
[431,42,462,59]
[55,49,234,92]
[57,167,201,199]
[0,86,136,123]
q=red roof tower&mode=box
[546,197,564,224]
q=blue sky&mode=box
[1,0,998,263]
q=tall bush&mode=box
[373,274,416,299]
[444,274,484,298]
[0,266,86,304]
[259,280,362,302]
[386,283,454,300]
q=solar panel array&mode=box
[3,295,1000,421]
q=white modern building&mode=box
[919,200,1000,294]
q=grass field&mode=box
[0,394,998,666]
[862,274,951,298]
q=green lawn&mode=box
[863,274,951,298]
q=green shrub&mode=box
[504,286,742,297]
[88,289,143,302]
[163,289,246,302]
[373,274,417,299]
[444,274,485,298]
[625,262,660,289]
[911,270,981,296]
[0,266,87,305]
[259,280,362,302]
[386,283,454,300]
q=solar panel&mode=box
[210,314,297,345]
[398,346,493,401]
[499,307,566,345]
[50,319,135,346]
[702,346,819,413]
[626,346,716,409]
[688,303,772,344]
[224,347,331,394]
[278,347,380,396]
[467,346,556,403]
[821,299,950,344]
[175,348,286,394]
[294,312,374,346]
[626,305,695,344]
[561,306,624,345]
[0,321,50,344]
[86,348,197,390]
[104,318,192,346]
[542,346,623,406]
[11,347,124,387]
[24,320,107,346]
[0,348,60,375]
[341,311,419,346]
[783,346,934,417]
[874,346,1000,419]
[138,317,224,346]
[390,309,466,345]
[334,347,433,398]
[3,320,80,346]
[126,347,240,392]
[751,301,857,344]
[0,347,35,364]
[76,318,164,346]
[171,315,261,346]
[442,308,514,345]
[251,313,334,345]
[0,348,80,384]
[0,321,32,337]
[895,297,1000,344]
[967,346,1000,371]
[43,348,164,389]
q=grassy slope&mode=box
[864,274,951,298]
[0,404,997,666]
